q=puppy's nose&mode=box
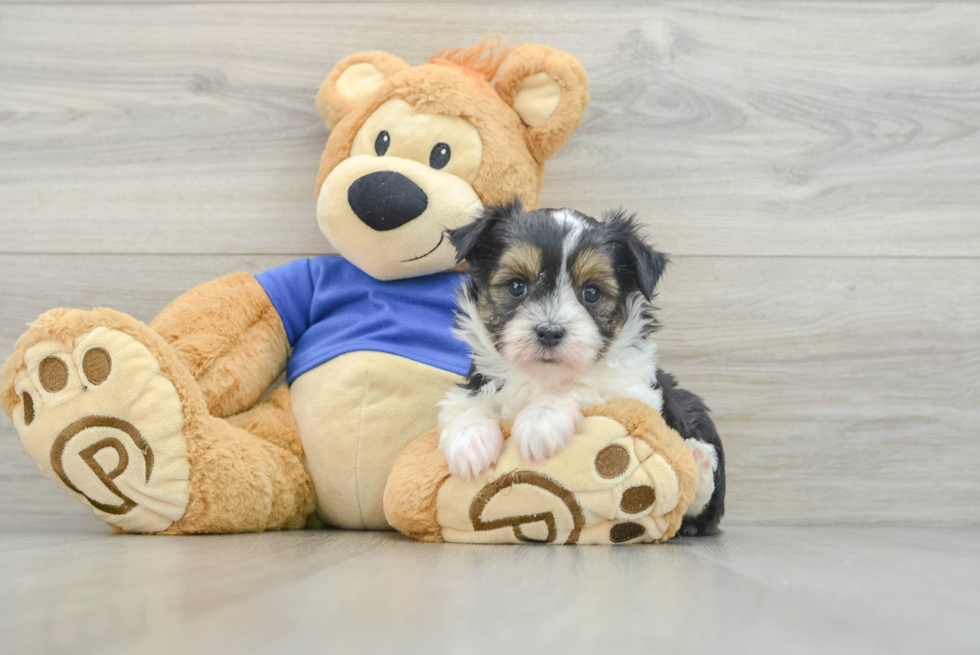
[348,171,428,231]
[535,324,566,347]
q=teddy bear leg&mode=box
[224,385,303,465]
[210,385,317,532]
[161,383,316,535]
[385,398,701,545]
[1,308,314,534]
[150,272,290,419]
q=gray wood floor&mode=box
[1,2,979,653]
[2,517,979,655]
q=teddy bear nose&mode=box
[347,171,429,231]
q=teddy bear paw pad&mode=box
[9,325,189,533]
[434,415,686,545]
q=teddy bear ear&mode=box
[494,45,590,163]
[316,51,410,129]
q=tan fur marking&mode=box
[572,249,618,295]
[483,245,543,327]
[572,248,624,353]
[491,244,542,287]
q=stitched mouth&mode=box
[401,233,445,262]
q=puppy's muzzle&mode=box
[348,171,429,231]
[535,324,566,348]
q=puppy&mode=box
[438,201,725,535]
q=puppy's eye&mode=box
[430,142,451,169]
[581,285,602,303]
[375,131,390,156]
[507,279,527,298]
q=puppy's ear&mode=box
[316,51,410,129]
[605,210,669,299]
[448,199,523,266]
[494,45,589,164]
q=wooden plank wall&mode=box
[1,2,978,526]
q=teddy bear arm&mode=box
[150,272,289,418]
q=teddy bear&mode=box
[2,41,702,543]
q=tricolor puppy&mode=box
[439,202,725,535]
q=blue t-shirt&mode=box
[257,256,472,384]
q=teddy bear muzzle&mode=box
[317,154,483,281]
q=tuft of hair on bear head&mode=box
[601,209,670,300]
[429,36,514,84]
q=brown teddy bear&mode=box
[1,41,699,542]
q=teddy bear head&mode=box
[314,41,589,281]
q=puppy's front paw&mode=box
[440,409,504,479]
[512,401,583,464]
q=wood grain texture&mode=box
[2,3,980,255]
[2,254,977,525]
[0,524,977,654]
[2,4,978,651]
[656,256,980,525]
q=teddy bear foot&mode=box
[385,398,700,545]
[2,308,195,533]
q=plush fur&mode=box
[149,272,290,419]
[316,51,410,130]
[313,42,590,282]
[438,203,725,534]
[494,45,591,164]
[582,398,700,542]
[316,43,590,213]
[0,42,592,536]
[384,397,700,543]
[1,307,316,534]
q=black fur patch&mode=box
[459,363,494,394]
[599,209,669,300]
[450,204,725,535]
[657,369,726,536]
[448,203,670,353]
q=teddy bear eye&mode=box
[429,143,451,170]
[375,131,390,156]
